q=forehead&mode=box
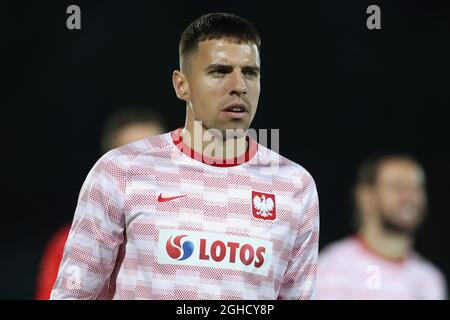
[194,38,260,67]
[377,159,425,185]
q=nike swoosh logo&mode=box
[157,193,187,202]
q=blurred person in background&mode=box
[35,107,166,299]
[316,153,447,299]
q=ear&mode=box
[172,70,190,101]
[355,184,377,217]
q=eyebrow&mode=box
[205,64,260,74]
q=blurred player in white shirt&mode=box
[317,153,447,299]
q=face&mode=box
[173,38,260,136]
[111,123,165,149]
[371,159,427,234]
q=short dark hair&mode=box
[101,106,166,152]
[356,152,423,186]
[179,13,261,69]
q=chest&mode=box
[122,164,303,276]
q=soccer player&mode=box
[36,107,166,299]
[51,13,319,300]
[316,153,447,299]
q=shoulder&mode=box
[409,252,448,298]
[94,131,174,170]
[105,131,173,161]
[82,132,175,193]
[410,252,447,282]
[254,144,317,190]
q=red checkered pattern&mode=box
[51,129,320,300]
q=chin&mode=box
[382,216,421,234]
[219,124,250,136]
[397,221,421,232]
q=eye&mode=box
[243,70,258,78]
[209,69,228,77]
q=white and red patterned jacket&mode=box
[51,128,320,300]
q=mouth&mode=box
[221,103,249,119]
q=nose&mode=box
[229,70,247,96]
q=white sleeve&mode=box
[50,154,127,299]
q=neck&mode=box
[359,224,413,261]
[183,110,249,161]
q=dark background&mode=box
[3,1,449,298]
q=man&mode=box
[51,13,319,300]
[36,107,166,299]
[316,153,447,299]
